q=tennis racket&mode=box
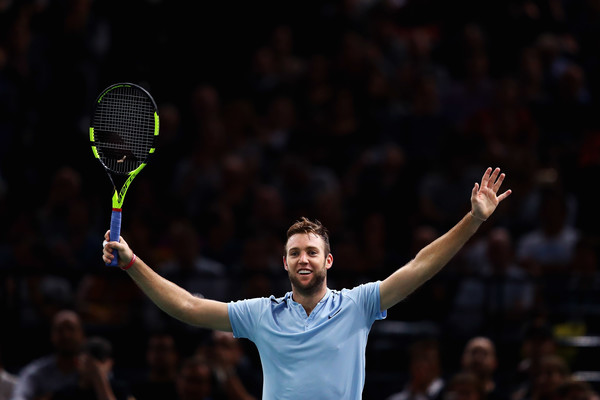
[89,82,159,266]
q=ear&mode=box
[283,256,288,271]
[325,253,333,270]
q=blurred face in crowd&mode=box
[147,334,178,376]
[212,331,242,367]
[444,373,485,400]
[176,360,213,400]
[284,233,333,297]
[462,337,497,378]
[534,356,569,397]
[51,310,85,358]
[409,346,440,389]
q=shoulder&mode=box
[231,293,283,305]
[386,391,409,400]
[0,370,18,383]
[19,355,56,376]
[341,281,381,300]
[228,293,286,314]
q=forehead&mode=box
[466,339,493,354]
[53,312,82,330]
[286,233,325,251]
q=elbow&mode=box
[179,294,205,326]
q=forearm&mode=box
[125,257,231,331]
[412,211,481,277]
[380,212,482,309]
[381,167,511,310]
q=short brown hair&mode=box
[285,217,331,255]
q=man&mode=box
[175,356,216,400]
[50,336,134,400]
[460,337,503,400]
[206,331,261,400]
[11,310,85,400]
[386,339,445,400]
[441,372,486,400]
[103,167,511,399]
[131,332,179,400]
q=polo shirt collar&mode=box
[284,288,332,306]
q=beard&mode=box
[287,263,327,297]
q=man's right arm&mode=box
[103,233,232,332]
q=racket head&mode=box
[89,83,159,267]
[89,82,159,177]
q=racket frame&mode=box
[89,82,159,266]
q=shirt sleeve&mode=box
[11,364,38,400]
[227,297,268,342]
[346,281,387,323]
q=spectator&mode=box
[131,332,180,400]
[142,219,230,332]
[175,356,218,400]
[460,336,507,400]
[50,336,133,400]
[513,322,558,391]
[516,186,579,277]
[513,354,570,400]
[442,372,486,400]
[189,332,260,400]
[207,331,261,400]
[449,227,536,340]
[386,338,445,400]
[11,310,85,400]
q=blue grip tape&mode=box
[107,209,122,266]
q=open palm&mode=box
[471,167,512,221]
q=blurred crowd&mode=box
[2,0,600,399]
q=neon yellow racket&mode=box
[89,83,159,266]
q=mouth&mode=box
[297,269,312,276]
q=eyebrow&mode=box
[287,246,320,253]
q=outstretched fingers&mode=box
[480,167,493,188]
[480,167,507,193]
[492,172,506,193]
[497,189,512,202]
[487,168,501,189]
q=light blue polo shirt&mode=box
[228,281,387,400]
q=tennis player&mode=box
[103,167,511,399]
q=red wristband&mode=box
[121,254,136,271]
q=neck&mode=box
[292,285,328,316]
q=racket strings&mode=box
[93,86,156,174]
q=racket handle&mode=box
[107,209,122,267]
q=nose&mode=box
[299,251,309,263]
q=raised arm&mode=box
[379,167,511,311]
[103,232,232,332]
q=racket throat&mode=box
[110,174,134,209]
